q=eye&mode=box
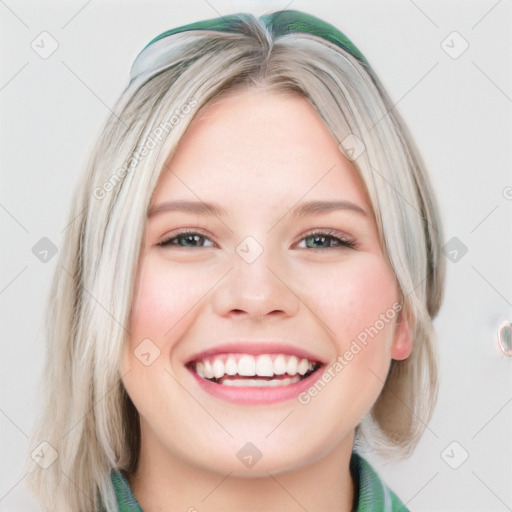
[297,229,357,250]
[157,230,215,249]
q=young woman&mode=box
[26,10,445,511]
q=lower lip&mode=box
[188,368,324,405]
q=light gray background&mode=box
[1,1,511,510]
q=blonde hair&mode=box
[26,11,445,511]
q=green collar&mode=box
[109,452,409,511]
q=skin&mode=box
[121,88,412,512]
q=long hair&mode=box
[26,11,445,511]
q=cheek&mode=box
[128,256,205,349]
[300,254,399,346]
[121,256,205,403]
[308,255,399,415]
[121,255,209,429]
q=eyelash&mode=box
[157,228,357,250]
[298,229,357,250]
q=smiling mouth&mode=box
[188,353,321,387]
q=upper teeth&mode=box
[194,354,317,379]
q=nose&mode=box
[211,244,300,321]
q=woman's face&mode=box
[121,88,412,477]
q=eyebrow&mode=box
[292,200,367,217]
[148,200,227,218]
[148,199,367,218]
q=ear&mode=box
[390,309,413,361]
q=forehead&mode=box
[153,88,371,213]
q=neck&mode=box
[128,433,356,512]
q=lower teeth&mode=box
[219,376,302,387]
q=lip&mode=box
[185,341,326,405]
[188,363,324,404]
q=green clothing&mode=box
[108,451,410,511]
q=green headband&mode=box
[139,10,368,64]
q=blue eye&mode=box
[299,230,356,250]
[158,231,215,248]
